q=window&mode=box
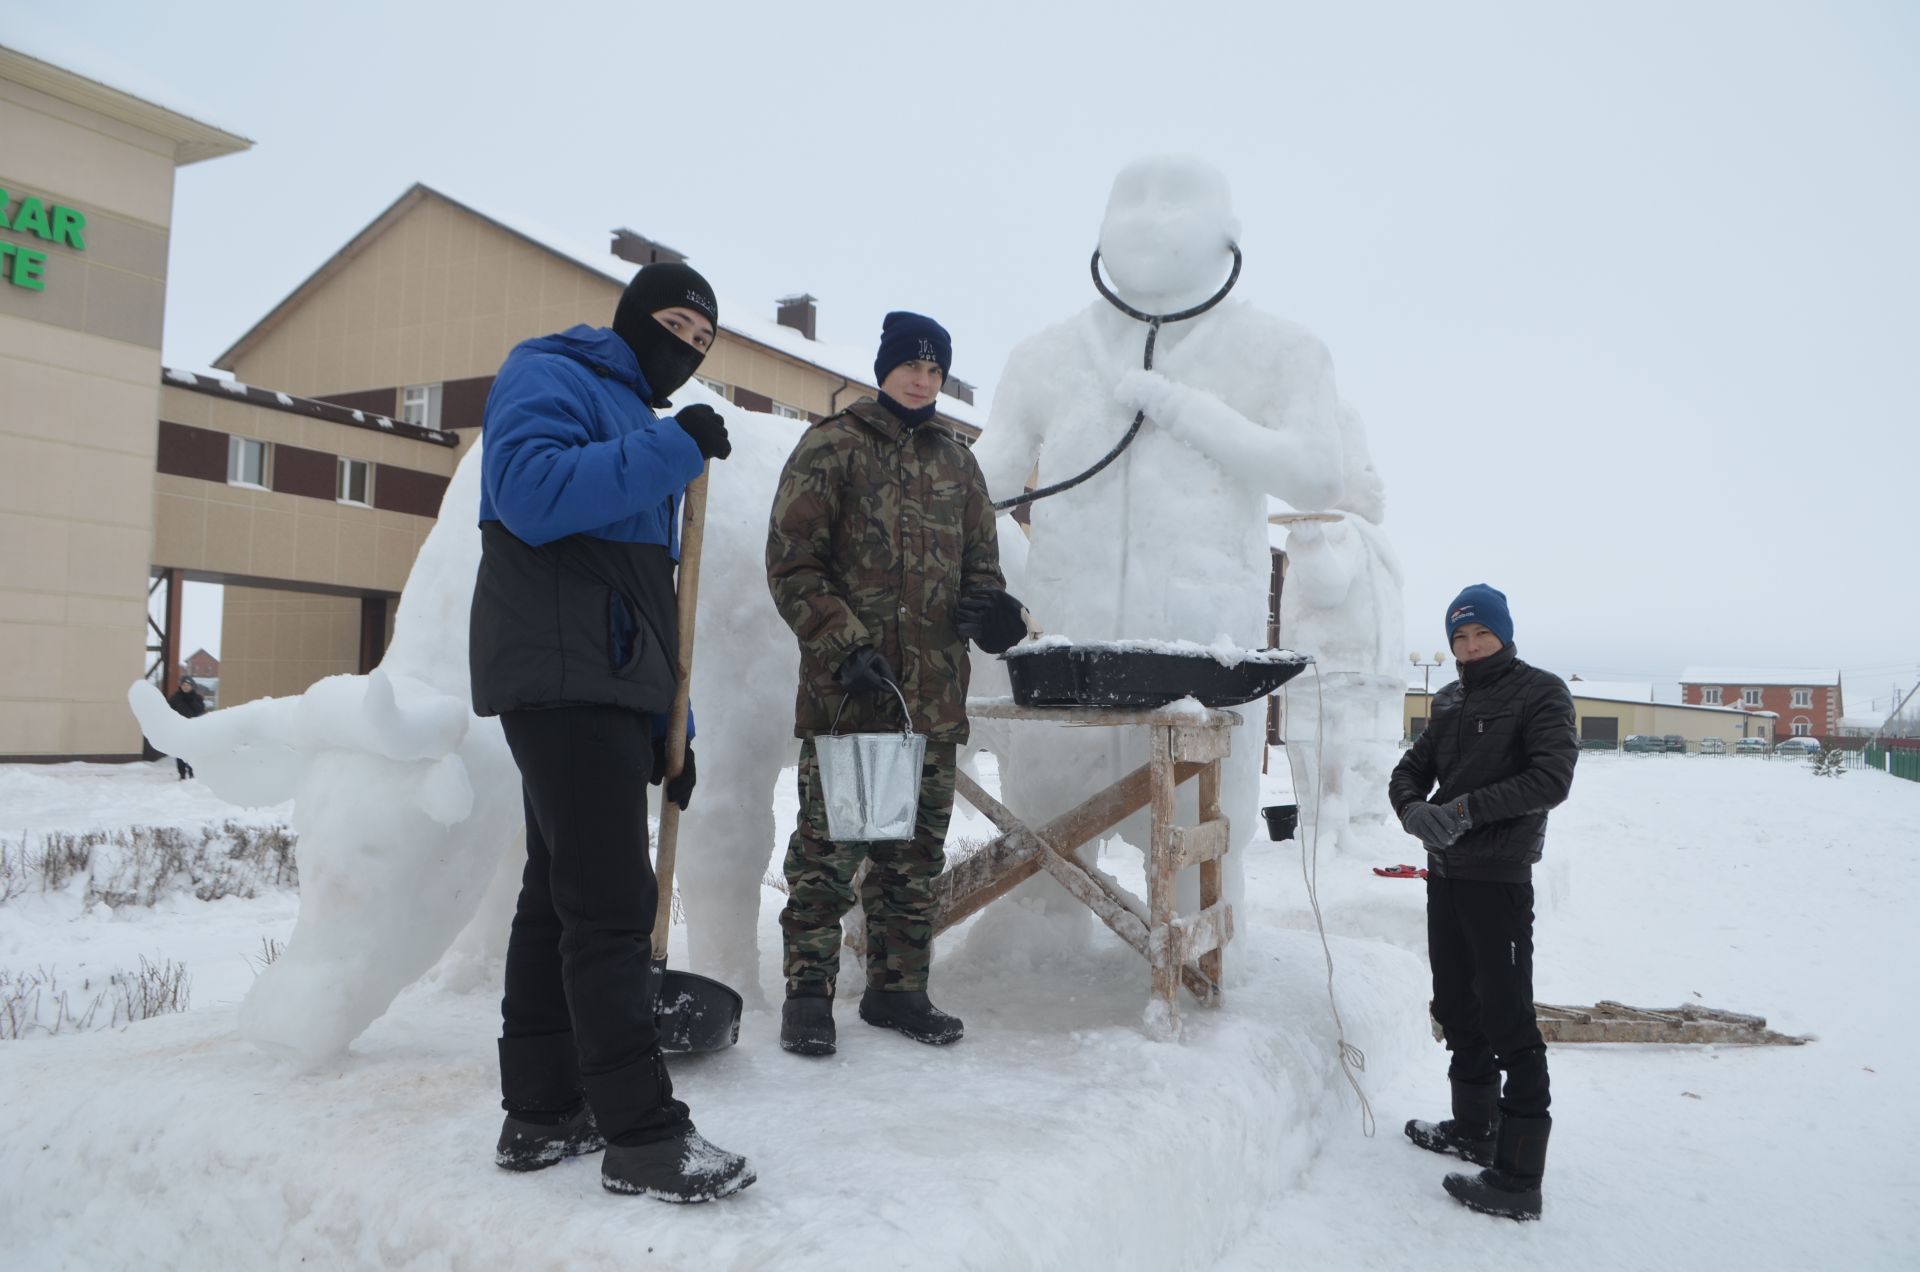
[1791,717,1812,736]
[228,435,268,488]
[337,457,372,506]
[400,384,442,429]
[695,377,730,399]
[1701,686,1721,705]
[1791,688,1813,709]
[770,401,808,420]
[1742,688,1763,707]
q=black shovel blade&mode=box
[651,963,743,1054]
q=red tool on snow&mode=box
[1372,864,1428,879]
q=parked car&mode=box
[1774,736,1823,758]
[1579,737,1618,751]
[1698,737,1727,755]
[1623,734,1667,754]
[1734,738,1770,755]
[1663,735,1687,753]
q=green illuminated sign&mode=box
[0,190,88,292]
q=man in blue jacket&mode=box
[468,261,753,1202]
[1389,584,1577,1222]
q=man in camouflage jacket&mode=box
[765,312,1028,1057]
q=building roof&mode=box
[213,184,983,430]
[1562,678,1653,703]
[0,43,251,165]
[1679,667,1842,687]
[162,367,457,448]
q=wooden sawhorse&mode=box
[934,699,1241,1037]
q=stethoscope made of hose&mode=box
[990,243,1243,512]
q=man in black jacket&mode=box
[1388,584,1577,1221]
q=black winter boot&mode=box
[1443,1114,1551,1220]
[1405,1078,1498,1167]
[780,989,836,1057]
[859,987,964,1045]
[495,1102,606,1171]
[602,1129,756,1202]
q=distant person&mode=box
[166,678,206,779]
[468,261,753,1202]
[765,312,1025,1057]
[1388,584,1577,1221]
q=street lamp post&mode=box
[1410,649,1446,698]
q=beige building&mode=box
[1404,683,1777,751]
[1,45,249,759]
[5,110,995,757]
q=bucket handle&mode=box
[829,678,915,739]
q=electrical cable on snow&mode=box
[990,245,1243,512]
[1283,667,1376,1136]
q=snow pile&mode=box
[2,755,1916,1267]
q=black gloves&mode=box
[955,589,1028,655]
[650,738,697,811]
[1402,797,1472,850]
[837,645,896,695]
[672,404,732,461]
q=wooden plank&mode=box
[1148,727,1180,1025]
[1171,725,1231,763]
[1170,818,1229,872]
[1533,1001,1811,1046]
[966,697,1243,730]
[1157,902,1233,962]
[935,759,1203,933]
[1197,760,1226,989]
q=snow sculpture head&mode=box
[1097,155,1242,310]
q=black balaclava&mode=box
[612,262,719,407]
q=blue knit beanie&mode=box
[1445,584,1513,646]
[873,311,952,386]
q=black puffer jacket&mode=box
[1388,645,1578,882]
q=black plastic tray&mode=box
[1005,645,1311,709]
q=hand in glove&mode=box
[649,738,697,811]
[672,404,732,461]
[955,589,1029,654]
[1401,797,1472,850]
[836,645,896,695]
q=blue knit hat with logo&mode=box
[873,311,952,385]
[1445,584,1513,646]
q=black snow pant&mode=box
[1426,874,1550,1119]
[496,705,691,1147]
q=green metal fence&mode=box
[1864,745,1920,783]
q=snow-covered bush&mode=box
[0,957,191,1040]
[0,822,297,909]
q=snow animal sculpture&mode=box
[1275,403,1407,855]
[969,154,1350,937]
[130,390,803,1067]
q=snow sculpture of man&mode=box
[1275,402,1408,855]
[970,154,1348,936]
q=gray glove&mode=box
[1402,797,1472,850]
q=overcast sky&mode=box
[14,1,1919,711]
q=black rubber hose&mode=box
[992,244,1242,512]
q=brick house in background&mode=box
[181,649,219,681]
[1678,667,1843,739]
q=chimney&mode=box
[776,293,818,341]
[941,375,975,406]
[610,228,687,267]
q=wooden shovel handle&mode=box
[651,467,708,956]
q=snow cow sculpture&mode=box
[130,388,802,1067]
[969,154,1374,943]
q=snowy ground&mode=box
[0,752,1914,1269]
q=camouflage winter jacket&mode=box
[766,397,1004,743]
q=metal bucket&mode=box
[815,682,926,842]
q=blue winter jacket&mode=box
[478,325,704,548]
[469,326,705,724]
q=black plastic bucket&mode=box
[1261,804,1299,842]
